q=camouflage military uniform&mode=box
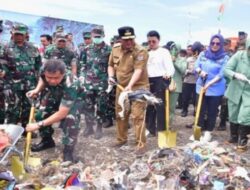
[3,41,41,127]
[37,71,81,146]
[44,45,78,72]
[79,42,111,125]
[78,43,86,55]
[0,42,5,124]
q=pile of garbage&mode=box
[1,140,250,189]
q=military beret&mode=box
[55,33,67,41]
[118,26,135,40]
[91,27,104,36]
[12,24,28,35]
[83,32,91,38]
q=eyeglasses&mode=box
[148,40,157,44]
[211,42,220,46]
[84,37,91,40]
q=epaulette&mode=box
[113,43,121,48]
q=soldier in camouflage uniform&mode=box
[44,34,77,75]
[79,27,111,139]
[0,20,5,124]
[26,59,81,162]
[3,24,41,129]
[78,32,92,54]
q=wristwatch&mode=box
[38,121,44,128]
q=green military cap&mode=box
[83,32,91,38]
[118,26,135,40]
[56,25,64,33]
[55,33,67,41]
[12,24,28,35]
[91,26,104,36]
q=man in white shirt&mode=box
[146,30,175,136]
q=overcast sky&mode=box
[0,0,249,47]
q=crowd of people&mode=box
[0,19,250,162]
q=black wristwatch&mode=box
[38,121,44,128]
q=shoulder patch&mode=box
[113,43,121,48]
[136,53,145,61]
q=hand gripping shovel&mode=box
[193,77,207,141]
[158,79,177,148]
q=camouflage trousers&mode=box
[0,83,4,124]
[83,89,111,125]
[5,89,30,128]
[37,90,82,146]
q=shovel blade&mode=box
[158,131,168,148]
[11,156,26,180]
[194,126,201,141]
[166,131,177,148]
[27,156,41,167]
[158,130,177,148]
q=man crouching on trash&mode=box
[26,59,81,162]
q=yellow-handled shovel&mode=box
[158,80,177,148]
[24,99,41,167]
[193,78,207,140]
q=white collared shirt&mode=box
[147,47,175,78]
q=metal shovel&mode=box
[193,78,206,140]
[10,99,41,180]
[158,84,177,148]
[24,99,41,167]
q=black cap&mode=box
[191,41,203,54]
[118,26,135,39]
[238,31,246,36]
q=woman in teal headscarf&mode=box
[224,39,250,152]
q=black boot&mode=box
[94,124,103,140]
[237,125,249,152]
[31,137,55,152]
[63,145,76,162]
[227,123,239,143]
[83,120,94,137]
[181,110,188,117]
[102,119,113,128]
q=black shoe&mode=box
[31,138,55,152]
[102,120,113,128]
[237,125,248,152]
[94,124,103,140]
[217,125,226,131]
[83,125,94,137]
[181,111,187,117]
[176,105,182,109]
[227,123,239,143]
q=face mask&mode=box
[93,37,103,44]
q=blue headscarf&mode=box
[204,34,227,61]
